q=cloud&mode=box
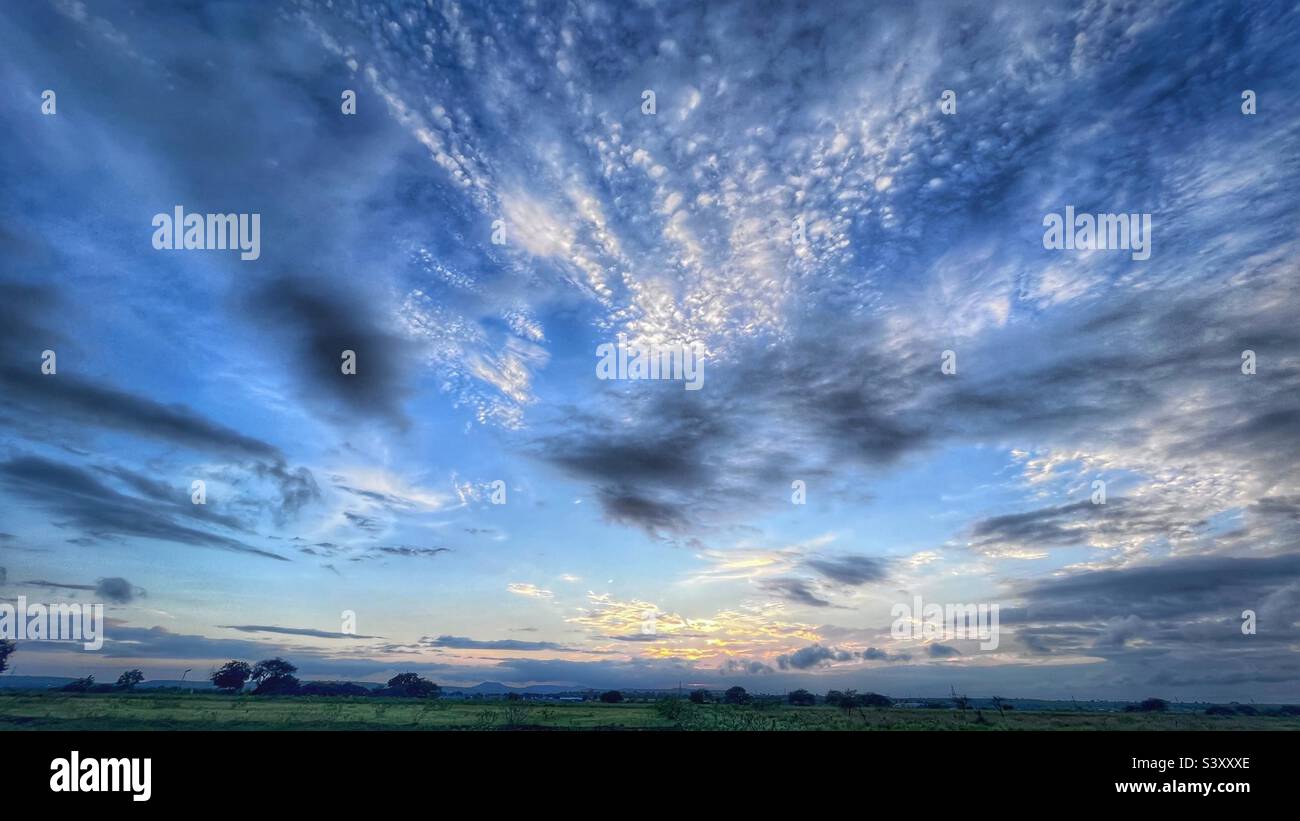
[422,635,574,652]
[859,647,912,663]
[926,643,961,659]
[243,276,418,427]
[220,624,382,640]
[802,555,887,586]
[758,578,835,609]
[2,0,1299,699]
[776,644,855,670]
[0,456,287,561]
[20,576,144,604]
[506,583,554,600]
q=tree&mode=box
[951,687,970,715]
[860,692,893,708]
[252,657,297,683]
[210,660,252,693]
[250,657,300,695]
[62,675,95,692]
[834,689,860,714]
[115,669,145,690]
[788,688,816,706]
[599,690,624,703]
[0,639,14,675]
[825,689,847,707]
[723,686,750,705]
[385,672,440,698]
[689,689,709,704]
[991,695,1007,718]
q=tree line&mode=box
[208,658,441,697]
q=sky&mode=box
[1,0,1298,700]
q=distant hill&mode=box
[445,681,579,695]
[0,675,214,690]
[0,675,73,690]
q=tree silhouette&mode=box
[250,657,300,695]
[252,657,297,683]
[116,669,145,690]
[385,672,440,698]
[0,640,14,675]
[723,686,751,705]
[788,688,816,706]
[210,660,253,693]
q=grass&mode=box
[2,692,1298,731]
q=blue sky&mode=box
[1,0,1299,699]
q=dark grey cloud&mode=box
[927,643,961,659]
[422,635,573,652]
[1011,553,1300,625]
[720,658,775,675]
[0,285,281,461]
[220,625,382,640]
[0,456,287,561]
[0,367,284,462]
[758,577,835,608]
[803,555,888,586]
[859,647,912,663]
[343,511,383,533]
[966,498,1207,558]
[534,321,930,538]
[776,644,855,670]
[244,276,417,427]
[94,464,251,533]
[364,546,449,559]
[0,282,321,525]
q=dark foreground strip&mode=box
[0,730,1287,808]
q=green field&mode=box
[2,692,1298,731]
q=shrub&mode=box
[252,675,300,695]
[689,689,709,704]
[1125,697,1169,713]
[599,690,624,703]
[655,697,686,721]
[298,681,373,697]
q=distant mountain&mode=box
[0,675,73,690]
[0,675,214,690]
[446,681,581,695]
